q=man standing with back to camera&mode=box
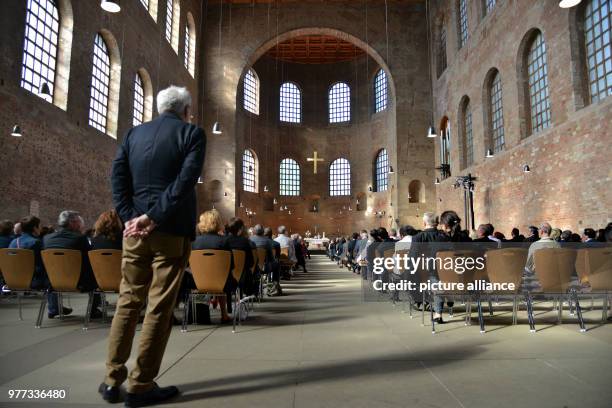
[99,86,205,407]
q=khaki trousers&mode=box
[105,231,191,393]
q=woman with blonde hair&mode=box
[187,209,234,323]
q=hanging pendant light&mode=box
[388,166,395,174]
[434,177,440,185]
[523,164,531,173]
[11,125,22,137]
[559,0,582,8]
[427,126,437,138]
[273,198,278,205]
[239,202,244,208]
[197,176,203,184]
[288,210,292,215]
[263,185,269,192]
[101,0,121,13]
[212,121,222,135]
[485,149,494,158]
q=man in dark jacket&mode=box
[43,210,101,318]
[101,86,205,407]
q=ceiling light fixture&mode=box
[101,0,121,13]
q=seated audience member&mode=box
[560,230,573,243]
[493,231,506,241]
[39,226,55,239]
[190,209,234,323]
[0,220,15,248]
[9,216,68,318]
[509,228,525,242]
[473,224,495,242]
[275,226,297,263]
[596,228,607,242]
[13,222,22,238]
[550,228,561,242]
[570,232,582,242]
[91,210,123,250]
[410,212,450,322]
[395,225,417,250]
[582,228,599,246]
[485,224,500,243]
[43,210,102,318]
[250,224,274,265]
[347,233,359,265]
[225,217,255,293]
[524,226,540,242]
[606,222,612,243]
[264,227,281,259]
[389,228,399,241]
[439,211,471,242]
[524,222,561,277]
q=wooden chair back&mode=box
[436,250,480,294]
[485,248,528,293]
[189,250,231,293]
[583,247,612,291]
[256,247,267,270]
[231,249,246,282]
[41,249,82,291]
[533,248,577,292]
[89,249,122,292]
[0,248,35,290]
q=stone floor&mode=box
[0,254,611,407]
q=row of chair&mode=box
[371,246,612,334]
[0,246,275,333]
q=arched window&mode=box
[242,149,257,193]
[329,158,351,196]
[584,0,612,103]
[133,68,153,126]
[526,31,551,134]
[460,97,473,168]
[409,180,425,203]
[374,69,388,112]
[374,149,389,192]
[165,0,180,52]
[458,0,468,48]
[20,0,60,103]
[488,70,505,152]
[244,69,260,115]
[329,82,351,123]
[280,82,301,123]
[439,117,451,178]
[133,73,145,126]
[88,33,111,134]
[184,13,196,76]
[437,26,447,78]
[280,159,300,196]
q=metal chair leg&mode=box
[18,292,23,321]
[488,295,493,316]
[526,293,536,333]
[572,290,586,333]
[58,293,64,320]
[557,295,563,324]
[465,300,472,326]
[512,296,518,325]
[603,293,609,322]
[35,296,47,328]
[477,296,485,333]
[83,292,94,331]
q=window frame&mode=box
[374,69,388,113]
[374,149,389,192]
[88,33,112,135]
[243,68,260,115]
[279,158,301,196]
[328,82,351,124]
[279,81,302,124]
[242,149,258,193]
[329,158,351,197]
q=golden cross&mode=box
[307,151,324,174]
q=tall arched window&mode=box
[329,82,351,123]
[460,97,473,168]
[437,26,447,78]
[280,82,301,123]
[184,13,196,76]
[584,0,612,103]
[458,0,468,48]
[242,149,257,193]
[20,0,60,102]
[488,70,505,152]
[280,159,300,196]
[439,117,451,178]
[88,33,111,134]
[165,0,180,52]
[329,158,351,196]
[244,69,260,115]
[374,69,388,112]
[133,73,145,126]
[526,31,551,134]
[374,149,389,192]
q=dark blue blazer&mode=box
[111,112,206,240]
